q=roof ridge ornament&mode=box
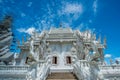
[98,34,101,43]
[59,22,62,28]
[103,36,107,48]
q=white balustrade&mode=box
[0,65,30,74]
[73,60,91,80]
[99,65,120,74]
[36,57,51,80]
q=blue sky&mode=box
[0,0,120,63]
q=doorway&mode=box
[52,56,57,64]
[66,56,71,64]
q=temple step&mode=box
[46,72,78,80]
[47,79,77,80]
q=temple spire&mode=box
[103,36,107,48]
[26,34,29,41]
[17,39,20,45]
[98,34,101,43]
[59,22,62,28]
[22,36,24,44]
[92,33,96,40]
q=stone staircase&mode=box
[46,72,78,80]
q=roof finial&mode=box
[22,36,24,44]
[98,34,101,43]
[17,39,20,45]
[59,22,62,28]
[103,36,107,48]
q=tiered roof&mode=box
[0,16,13,62]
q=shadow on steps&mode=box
[46,72,78,80]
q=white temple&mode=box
[0,18,120,80]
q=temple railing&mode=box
[99,65,120,69]
[73,60,90,80]
[99,65,120,75]
[0,65,30,74]
[73,62,84,80]
[36,57,51,80]
[46,38,77,42]
[79,60,90,67]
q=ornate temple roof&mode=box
[0,52,13,60]
[49,27,73,34]
[0,16,13,62]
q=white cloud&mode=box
[63,3,83,15]
[28,2,32,7]
[17,28,26,33]
[115,57,120,61]
[21,12,26,17]
[93,0,97,14]
[89,19,92,23]
[104,54,112,58]
[62,22,70,27]
[26,27,36,35]
[17,27,36,35]
[57,2,83,26]
[60,3,83,19]
[75,23,84,30]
